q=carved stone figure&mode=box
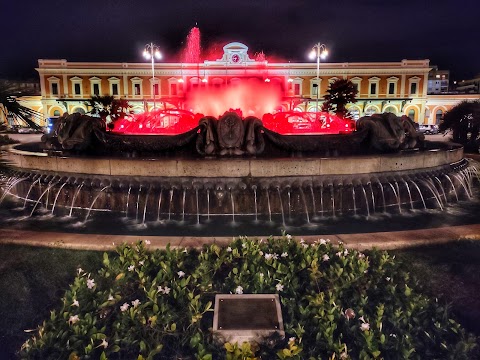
[356,112,424,152]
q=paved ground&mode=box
[1,224,479,252]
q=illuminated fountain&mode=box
[0,30,478,236]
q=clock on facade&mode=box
[231,54,240,63]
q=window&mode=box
[368,77,380,97]
[170,83,178,96]
[53,110,61,117]
[130,77,143,97]
[74,83,81,95]
[52,83,59,95]
[108,77,121,97]
[89,77,102,97]
[93,83,100,95]
[408,109,416,121]
[134,84,141,95]
[435,109,443,124]
[153,83,159,96]
[313,83,319,96]
[310,78,321,98]
[388,83,395,95]
[294,83,301,96]
[410,83,417,95]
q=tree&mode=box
[0,80,42,130]
[321,79,358,119]
[84,95,132,129]
[439,100,480,151]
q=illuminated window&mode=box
[368,77,380,98]
[408,109,416,121]
[52,83,59,95]
[89,77,102,96]
[134,84,141,95]
[70,76,83,97]
[53,110,60,117]
[410,83,417,95]
[112,84,119,96]
[408,76,421,96]
[130,77,143,97]
[435,109,443,124]
[108,77,121,97]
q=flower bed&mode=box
[20,235,477,359]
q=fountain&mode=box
[0,31,479,236]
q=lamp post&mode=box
[309,43,328,115]
[143,43,162,110]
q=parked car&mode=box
[418,124,439,135]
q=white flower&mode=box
[108,295,114,301]
[272,253,279,260]
[338,241,344,245]
[264,253,273,260]
[358,252,365,259]
[77,267,84,275]
[343,249,349,256]
[120,302,130,312]
[288,337,295,344]
[389,333,397,338]
[183,248,188,253]
[226,246,232,252]
[139,260,144,266]
[163,286,171,294]
[340,351,348,359]
[322,254,330,262]
[68,315,79,325]
[320,238,327,245]
[241,243,246,248]
[128,265,135,272]
[302,243,309,249]
[259,251,264,256]
[336,251,343,257]
[276,283,284,292]
[386,277,391,281]
[87,279,95,289]
[360,322,370,331]
[157,285,164,293]
[286,234,292,241]
[145,240,151,245]
[281,252,288,258]
[99,338,108,349]
[131,299,141,308]
[72,299,79,307]
[300,238,305,244]
[359,316,365,322]
[177,270,185,278]
[259,273,264,278]
[235,286,243,294]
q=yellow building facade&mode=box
[32,42,479,125]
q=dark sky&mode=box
[1,0,478,81]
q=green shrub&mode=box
[20,235,478,359]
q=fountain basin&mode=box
[2,142,476,227]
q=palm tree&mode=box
[84,95,132,129]
[321,79,358,119]
[0,80,42,130]
[439,100,480,151]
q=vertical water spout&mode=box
[230,190,235,223]
[84,185,111,222]
[195,188,200,224]
[387,182,401,213]
[361,185,370,217]
[266,188,272,222]
[410,180,427,209]
[182,188,186,222]
[352,186,357,216]
[206,188,210,221]
[420,179,443,210]
[368,182,375,213]
[299,187,310,223]
[330,186,335,217]
[309,185,316,215]
[135,186,143,222]
[378,181,386,213]
[252,185,258,221]
[320,185,324,216]
[276,187,286,226]
[403,180,414,210]
[142,187,151,225]
[168,188,174,221]
[157,188,163,221]
[68,183,84,217]
[23,178,40,209]
[51,182,68,215]
[125,186,132,218]
[444,174,459,202]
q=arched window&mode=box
[384,106,396,115]
[53,110,61,117]
[72,107,85,115]
[408,109,416,121]
[365,106,377,116]
[435,109,443,124]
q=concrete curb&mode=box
[1,224,479,252]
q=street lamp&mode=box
[143,43,162,110]
[309,43,328,115]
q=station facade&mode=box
[23,42,480,127]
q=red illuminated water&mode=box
[113,27,355,136]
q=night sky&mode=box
[1,0,478,81]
